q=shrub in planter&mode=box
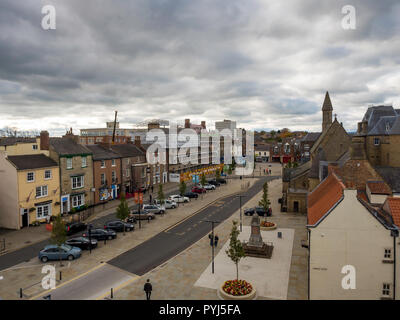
[260,221,275,228]
[222,279,253,296]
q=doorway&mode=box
[293,201,299,212]
[22,209,28,228]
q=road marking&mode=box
[29,263,105,300]
[95,275,140,300]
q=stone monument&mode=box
[243,214,273,258]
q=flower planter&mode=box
[260,222,277,231]
[219,281,257,300]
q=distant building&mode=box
[215,119,236,131]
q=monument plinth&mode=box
[243,214,273,259]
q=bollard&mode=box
[19,288,23,299]
[110,288,114,299]
[59,271,62,281]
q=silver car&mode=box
[169,195,189,203]
[201,184,216,190]
[142,204,165,214]
[155,199,177,209]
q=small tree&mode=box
[158,184,165,205]
[179,181,187,196]
[51,214,67,266]
[259,181,271,221]
[116,194,130,224]
[215,169,221,181]
[226,220,245,280]
[200,173,207,186]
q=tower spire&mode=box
[322,91,333,132]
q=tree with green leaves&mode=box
[200,173,207,186]
[179,181,187,196]
[259,181,271,221]
[116,194,130,233]
[226,220,246,280]
[50,214,67,266]
[215,169,221,181]
[51,214,67,247]
[158,184,165,205]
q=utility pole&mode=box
[202,220,220,274]
[112,110,118,144]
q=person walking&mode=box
[214,235,219,247]
[208,234,214,247]
[149,194,153,204]
[151,185,154,193]
[144,279,152,300]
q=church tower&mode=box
[322,91,333,132]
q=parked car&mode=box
[65,221,87,236]
[154,199,177,209]
[104,220,135,232]
[192,186,206,194]
[129,210,156,220]
[244,206,271,217]
[142,204,165,214]
[201,184,216,190]
[169,194,190,203]
[82,228,117,240]
[208,180,221,187]
[39,244,82,263]
[65,237,98,250]
[184,191,198,199]
[217,178,227,184]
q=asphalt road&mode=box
[0,181,195,272]
[32,176,277,299]
[108,176,276,275]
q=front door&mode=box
[21,209,28,228]
[293,201,299,212]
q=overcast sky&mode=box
[0,0,399,136]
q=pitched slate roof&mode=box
[110,144,145,157]
[375,167,400,193]
[362,105,400,135]
[301,132,321,142]
[307,172,346,226]
[0,137,36,146]
[283,161,311,182]
[50,137,92,155]
[366,181,392,195]
[7,154,57,170]
[86,145,121,160]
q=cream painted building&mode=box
[0,132,50,157]
[0,153,60,229]
[307,172,399,300]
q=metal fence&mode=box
[61,206,95,224]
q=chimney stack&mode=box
[40,131,49,150]
[148,122,160,130]
[134,136,141,148]
[185,119,191,129]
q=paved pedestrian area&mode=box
[113,177,308,300]
[194,227,295,300]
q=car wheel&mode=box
[67,255,74,261]
[41,256,48,263]
[108,235,112,240]
[126,228,131,232]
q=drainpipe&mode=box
[391,229,399,300]
[307,228,311,300]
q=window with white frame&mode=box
[374,138,380,146]
[32,144,38,150]
[36,204,51,219]
[384,248,392,259]
[36,185,48,198]
[44,170,52,180]
[101,173,106,185]
[71,194,85,208]
[72,176,84,189]
[112,171,116,183]
[101,160,106,168]
[126,158,130,164]
[126,169,130,177]
[66,158,73,169]
[112,159,116,166]
[382,283,391,297]
[81,156,87,168]
[27,172,35,182]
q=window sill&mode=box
[382,259,394,264]
[36,195,49,199]
[72,187,84,190]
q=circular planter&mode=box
[260,222,277,231]
[219,282,257,300]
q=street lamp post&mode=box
[203,220,220,274]
[235,195,246,232]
